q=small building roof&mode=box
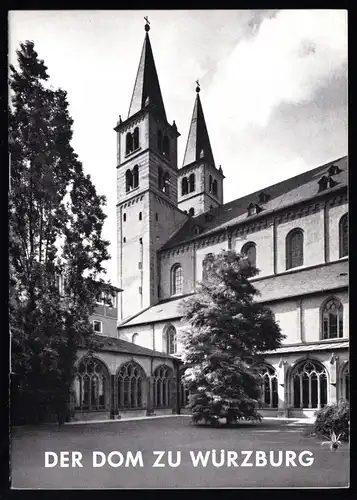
[90,336,176,360]
[264,340,349,355]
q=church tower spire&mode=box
[115,18,187,321]
[178,83,224,216]
[182,82,215,168]
[128,20,166,120]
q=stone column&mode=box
[328,353,338,404]
[277,358,289,418]
[146,376,155,416]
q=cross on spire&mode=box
[144,16,150,31]
[195,80,200,93]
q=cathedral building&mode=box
[72,21,348,421]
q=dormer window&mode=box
[247,202,262,217]
[188,207,195,217]
[328,164,341,176]
[318,175,337,192]
[192,224,201,235]
[258,191,270,204]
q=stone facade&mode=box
[73,24,349,422]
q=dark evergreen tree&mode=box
[180,250,284,426]
[9,41,110,424]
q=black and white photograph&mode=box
[8,9,349,489]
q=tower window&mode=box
[125,169,133,192]
[212,179,218,196]
[163,136,170,158]
[132,165,139,189]
[188,207,195,217]
[156,213,159,221]
[339,213,348,258]
[181,177,188,196]
[209,175,213,193]
[133,127,139,150]
[163,172,170,195]
[157,130,162,151]
[189,173,195,193]
[139,212,142,221]
[286,228,304,269]
[123,237,126,243]
[126,132,133,155]
[123,213,126,222]
[171,264,183,296]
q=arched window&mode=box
[212,179,218,196]
[181,177,188,196]
[163,172,170,195]
[209,175,213,193]
[132,333,139,344]
[286,228,304,269]
[153,365,172,408]
[241,242,256,267]
[158,166,163,189]
[171,264,183,295]
[125,169,133,192]
[117,361,145,409]
[322,297,343,339]
[74,357,109,411]
[339,213,348,258]
[180,369,189,408]
[132,165,139,189]
[189,173,195,193]
[292,360,327,409]
[157,130,162,151]
[126,132,133,155]
[133,127,139,150]
[165,325,177,355]
[163,136,170,158]
[188,207,195,217]
[257,365,278,408]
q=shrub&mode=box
[314,400,350,441]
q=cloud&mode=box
[206,10,347,131]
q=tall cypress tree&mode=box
[180,250,284,426]
[9,41,110,423]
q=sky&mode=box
[9,10,348,284]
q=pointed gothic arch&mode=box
[321,297,344,339]
[125,169,133,192]
[126,132,133,155]
[74,356,110,411]
[116,361,146,409]
[291,359,328,409]
[163,324,177,355]
[153,365,173,408]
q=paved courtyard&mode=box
[11,416,349,489]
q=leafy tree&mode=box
[180,250,284,426]
[9,41,110,424]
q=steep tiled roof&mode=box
[91,336,174,359]
[162,156,347,250]
[182,92,215,168]
[119,260,348,327]
[264,340,349,355]
[128,31,166,120]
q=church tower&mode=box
[115,20,188,321]
[178,84,224,216]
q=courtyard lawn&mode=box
[11,416,349,489]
